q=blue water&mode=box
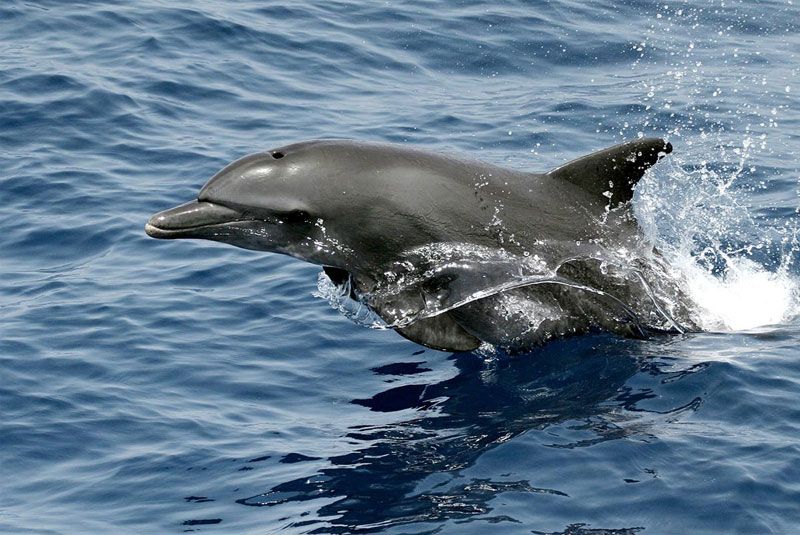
[2,1,800,533]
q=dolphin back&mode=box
[545,138,672,207]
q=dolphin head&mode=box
[145,140,413,269]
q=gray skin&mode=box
[146,138,696,352]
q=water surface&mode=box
[2,1,799,533]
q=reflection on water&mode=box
[237,336,704,533]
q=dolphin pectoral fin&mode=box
[395,313,481,352]
[546,138,672,207]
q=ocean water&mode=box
[2,0,800,533]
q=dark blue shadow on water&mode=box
[235,335,678,533]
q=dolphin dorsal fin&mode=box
[546,138,672,207]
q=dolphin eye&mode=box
[272,151,285,159]
[282,209,310,224]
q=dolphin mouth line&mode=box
[144,220,246,239]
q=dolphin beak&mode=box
[145,201,243,239]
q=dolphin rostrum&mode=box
[146,138,699,352]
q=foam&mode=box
[680,256,797,331]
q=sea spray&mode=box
[635,139,800,332]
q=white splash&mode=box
[680,256,797,331]
[313,272,386,329]
[635,141,800,332]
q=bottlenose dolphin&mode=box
[146,138,699,352]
